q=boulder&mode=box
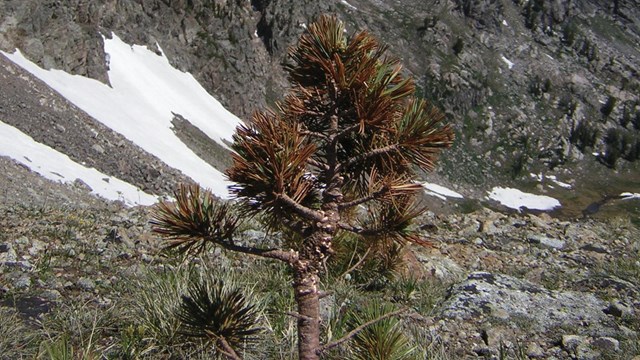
[440,272,619,336]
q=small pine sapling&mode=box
[152,15,453,360]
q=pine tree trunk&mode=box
[295,158,340,359]
[294,268,321,360]
[294,223,335,360]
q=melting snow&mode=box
[530,173,572,189]
[3,33,241,198]
[0,120,157,206]
[488,187,561,211]
[423,183,464,200]
[501,55,514,69]
[621,192,640,200]
[340,0,357,10]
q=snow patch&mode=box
[4,33,241,198]
[530,173,572,189]
[620,192,640,200]
[423,183,464,200]
[488,187,561,211]
[340,0,357,10]
[501,55,514,69]
[0,120,157,206]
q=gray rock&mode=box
[414,253,465,282]
[15,236,29,246]
[591,337,619,352]
[77,277,96,291]
[562,334,587,351]
[526,342,545,358]
[28,239,46,256]
[528,234,565,250]
[14,274,31,289]
[0,243,17,263]
[528,214,551,229]
[441,272,616,335]
[576,347,600,360]
[479,220,500,235]
[41,289,62,301]
[319,293,335,324]
[580,244,608,254]
[140,253,153,263]
[605,300,635,318]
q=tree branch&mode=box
[307,158,329,171]
[209,237,298,264]
[334,123,362,141]
[339,246,371,279]
[216,337,243,360]
[337,222,385,237]
[340,144,399,171]
[338,187,388,210]
[300,130,329,141]
[318,307,409,354]
[286,311,314,322]
[277,192,325,223]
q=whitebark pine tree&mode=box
[152,14,454,360]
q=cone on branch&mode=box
[152,14,453,360]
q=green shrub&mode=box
[347,301,415,360]
[570,121,599,152]
[601,127,640,167]
[602,127,623,167]
[601,96,617,118]
[562,21,580,46]
[177,277,262,356]
[452,37,464,56]
[529,75,551,98]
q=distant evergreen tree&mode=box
[601,95,617,118]
[453,37,464,56]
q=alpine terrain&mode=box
[0,0,639,359]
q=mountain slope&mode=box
[0,53,191,199]
[1,0,638,197]
[0,2,638,358]
[3,32,242,198]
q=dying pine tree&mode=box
[152,15,453,360]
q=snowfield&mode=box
[423,182,464,200]
[488,187,561,211]
[621,192,640,200]
[0,120,157,206]
[3,33,240,198]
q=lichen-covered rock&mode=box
[441,272,621,336]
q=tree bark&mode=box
[293,220,336,359]
[294,266,321,360]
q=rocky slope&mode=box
[1,0,639,190]
[0,161,638,358]
[0,0,639,358]
[0,54,192,196]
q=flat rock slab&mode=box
[440,272,620,336]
